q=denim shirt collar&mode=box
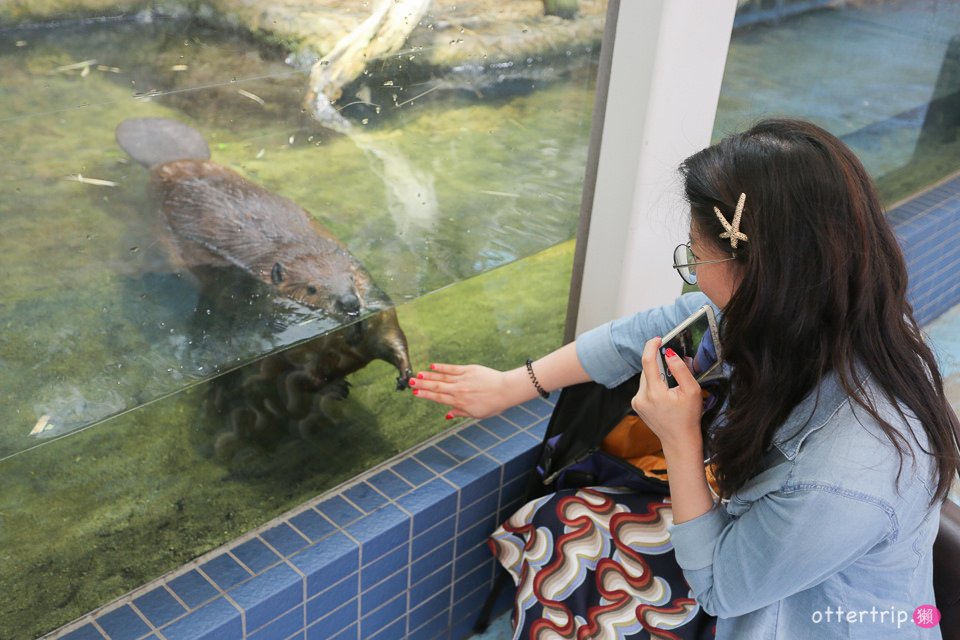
[769,367,868,460]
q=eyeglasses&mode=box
[672,242,736,285]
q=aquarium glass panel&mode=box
[0,1,606,636]
[717,0,960,205]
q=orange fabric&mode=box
[600,412,720,494]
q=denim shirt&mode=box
[575,292,942,639]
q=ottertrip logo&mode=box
[810,605,941,629]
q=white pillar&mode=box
[572,0,738,336]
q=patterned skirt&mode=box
[489,486,716,640]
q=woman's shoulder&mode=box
[784,375,938,505]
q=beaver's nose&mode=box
[336,293,362,318]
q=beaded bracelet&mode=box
[525,359,550,399]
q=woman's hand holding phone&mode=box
[632,337,705,454]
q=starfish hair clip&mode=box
[713,192,749,250]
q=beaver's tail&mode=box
[115,118,211,168]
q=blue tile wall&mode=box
[49,397,546,639]
[891,176,960,325]
[133,586,187,628]
[95,606,150,640]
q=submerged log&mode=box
[303,0,432,122]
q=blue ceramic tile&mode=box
[407,610,448,640]
[484,430,538,463]
[306,572,358,624]
[453,564,493,604]
[499,406,537,428]
[367,469,414,499]
[408,587,451,631]
[316,495,364,527]
[289,510,337,543]
[230,562,303,632]
[397,479,458,537]
[435,435,480,463]
[455,543,495,581]
[457,514,498,551]
[391,458,435,487]
[201,553,252,591]
[410,563,453,606]
[451,581,490,629]
[360,593,407,639]
[306,599,356,640]
[233,537,283,574]
[411,538,454,584]
[490,434,540,480]
[367,617,406,640]
[289,531,359,598]
[527,420,548,440]
[414,446,459,474]
[361,567,408,615]
[248,604,304,640]
[345,504,410,562]
[411,514,456,558]
[521,397,555,418]
[444,455,500,507]
[457,424,499,450]
[477,416,519,440]
[326,623,357,640]
[161,597,242,640]
[459,489,498,530]
[96,604,151,640]
[344,482,388,513]
[134,586,187,628]
[362,543,408,590]
[262,522,311,557]
[61,624,106,640]
[167,570,220,609]
[499,473,528,508]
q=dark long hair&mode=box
[681,118,960,504]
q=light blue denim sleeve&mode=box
[575,291,714,388]
[668,488,894,617]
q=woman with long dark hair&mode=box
[411,119,960,638]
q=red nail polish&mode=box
[412,389,419,396]
[665,348,677,359]
[445,413,453,420]
[417,373,424,379]
[430,363,437,370]
[409,379,416,386]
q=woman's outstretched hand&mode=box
[410,363,519,420]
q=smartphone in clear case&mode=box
[656,305,722,388]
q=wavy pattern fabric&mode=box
[489,487,716,640]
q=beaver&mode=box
[115,117,413,392]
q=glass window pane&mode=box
[0,2,607,636]
[717,0,960,205]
